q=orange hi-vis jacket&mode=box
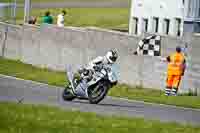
[167,52,185,76]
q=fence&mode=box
[0,1,23,24]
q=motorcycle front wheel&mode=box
[62,85,76,101]
[87,81,110,104]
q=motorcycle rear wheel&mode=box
[87,81,109,104]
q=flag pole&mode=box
[24,0,31,23]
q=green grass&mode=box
[13,8,129,30]
[0,102,200,133]
[0,58,66,87]
[0,57,200,109]
[109,84,200,108]
[2,0,128,3]
[2,7,129,31]
[2,0,130,31]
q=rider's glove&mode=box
[93,65,103,72]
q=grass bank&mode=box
[11,8,129,31]
[2,0,128,3]
[0,102,200,133]
[0,57,200,109]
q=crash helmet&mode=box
[106,49,118,64]
[176,46,182,53]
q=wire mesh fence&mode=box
[0,0,24,24]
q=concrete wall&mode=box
[3,24,22,60]
[0,22,199,94]
[187,35,200,93]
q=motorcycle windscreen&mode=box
[66,65,74,83]
[108,64,120,82]
[66,64,83,81]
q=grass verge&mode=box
[10,8,129,31]
[0,101,200,133]
[2,0,129,3]
[109,85,200,108]
[0,57,200,109]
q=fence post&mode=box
[1,25,8,57]
[24,0,31,23]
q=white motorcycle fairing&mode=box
[66,64,119,99]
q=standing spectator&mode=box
[42,11,53,24]
[165,46,186,96]
[28,16,37,25]
[57,10,66,27]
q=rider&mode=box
[89,49,118,69]
[78,49,118,81]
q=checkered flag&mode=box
[134,35,161,56]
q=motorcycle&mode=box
[62,64,119,104]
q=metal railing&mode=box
[0,1,17,24]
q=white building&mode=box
[129,0,200,36]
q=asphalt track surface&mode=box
[0,75,200,126]
[16,1,130,8]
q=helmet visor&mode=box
[109,56,117,62]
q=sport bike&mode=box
[62,64,119,104]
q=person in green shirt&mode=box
[42,11,53,24]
